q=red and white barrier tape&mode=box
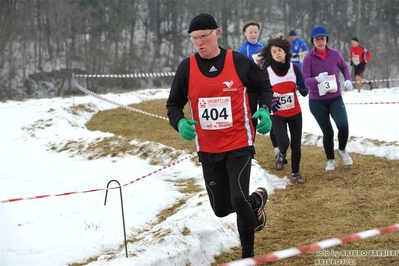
[73,72,399,85]
[73,74,399,109]
[344,101,399,105]
[221,223,399,265]
[301,100,399,106]
[352,78,399,84]
[1,153,196,203]
[74,72,175,78]
[72,75,168,121]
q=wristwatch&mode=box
[260,104,270,112]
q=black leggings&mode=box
[201,155,258,257]
[309,96,349,159]
[270,126,278,149]
[271,112,303,173]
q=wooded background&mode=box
[1,0,398,100]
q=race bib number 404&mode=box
[317,75,338,96]
[198,96,233,130]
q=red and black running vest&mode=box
[266,63,301,117]
[188,50,255,153]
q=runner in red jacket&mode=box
[350,37,373,92]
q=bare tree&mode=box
[0,0,398,100]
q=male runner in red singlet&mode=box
[166,13,273,260]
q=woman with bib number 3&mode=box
[302,25,354,171]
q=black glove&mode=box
[298,86,308,97]
[350,61,353,66]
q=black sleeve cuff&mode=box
[260,104,269,112]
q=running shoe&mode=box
[292,173,306,184]
[325,159,336,171]
[275,152,288,164]
[274,153,286,170]
[253,187,268,232]
[338,149,353,166]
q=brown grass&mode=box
[86,99,399,266]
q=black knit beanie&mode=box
[188,13,218,33]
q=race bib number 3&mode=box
[198,96,233,130]
[317,75,338,96]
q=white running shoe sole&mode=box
[338,150,353,166]
[325,160,336,171]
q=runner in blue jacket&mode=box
[237,20,265,63]
[238,20,281,161]
[288,29,308,71]
[302,25,354,171]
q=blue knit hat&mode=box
[288,29,297,36]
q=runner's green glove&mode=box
[177,118,198,141]
[252,108,272,134]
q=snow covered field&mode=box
[1,87,398,266]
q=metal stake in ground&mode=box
[104,179,128,258]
